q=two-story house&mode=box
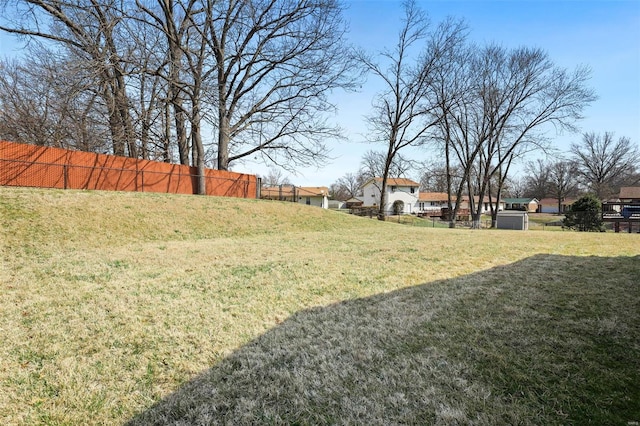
[360,177,420,215]
[360,177,504,217]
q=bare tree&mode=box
[570,132,640,200]
[204,0,360,173]
[524,158,552,200]
[418,160,461,193]
[359,0,466,219]
[358,150,415,181]
[262,167,291,187]
[0,0,138,157]
[330,172,365,201]
[2,0,360,193]
[434,43,595,227]
[0,54,110,152]
[548,159,579,214]
[429,35,476,227]
[471,46,594,227]
[502,176,527,198]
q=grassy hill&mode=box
[1,187,638,425]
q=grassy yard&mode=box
[1,187,638,425]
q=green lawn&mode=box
[1,187,638,425]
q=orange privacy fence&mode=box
[0,140,258,198]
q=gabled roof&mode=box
[261,185,328,198]
[537,198,576,205]
[619,187,640,200]
[419,192,449,202]
[361,177,419,188]
[297,186,329,197]
[262,186,293,197]
[503,198,539,204]
[460,195,504,204]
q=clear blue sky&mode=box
[1,0,639,186]
[305,0,640,187]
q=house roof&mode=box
[262,186,328,198]
[362,177,419,188]
[503,198,539,204]
[261,186,293,198]
[418,192,449,202]
[537,198,576,205]
[297,186,329,197]
[460,195,504,204]
[619,187,640,200]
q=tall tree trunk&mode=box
[445,140,456,228]
[102,84,126,156]
[163,101,171,162]
[167,43,189,165]
[378,131,397,221]
[192,118,206,195]
[218,111,230,171]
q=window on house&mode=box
[391,186,396,192]
[410,187,415,193]
[306,197,311,205]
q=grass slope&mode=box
[1,187,638,425]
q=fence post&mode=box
[63,164,68,189]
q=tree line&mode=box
[1,0,637,214]
[0,0,360,193]
[331,132,639,218]
[329,1,636,226]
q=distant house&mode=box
[619,187,640,203]
[360,177,419,215]
[262,185,329,208]
[458,195,505,214]
[262,185,296,202]
[295,186,329,208]
[345,197,363,208]
[503,198,539,213]
[536,198,575,214]
[359,177,508,217]
[418,192,449,215]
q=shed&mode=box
[496,211,529,230]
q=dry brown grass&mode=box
[1,187,638,425]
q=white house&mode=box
[262,185,329,209]
[359,177,506,217]
[536,198,575,214]
[418,192,449,215]
[458,196,505,214]
[295,186,329,208]
[360,177,420,215]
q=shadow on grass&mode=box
[127,254,640,425]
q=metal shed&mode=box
[496,211,529,230]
